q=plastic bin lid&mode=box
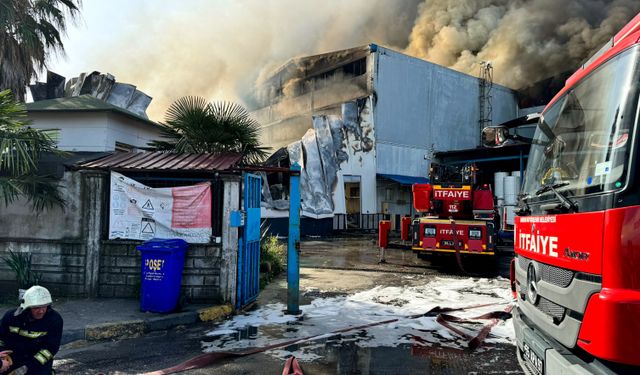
[136,238,188,252]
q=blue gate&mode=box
[236,173,262,309]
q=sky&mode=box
[46,1,640,122]
[47,0,419,121]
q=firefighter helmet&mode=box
[14,286,52,316]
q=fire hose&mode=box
[449,217,467,274]
[142,301,513,375]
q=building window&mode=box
[343,58,367,77]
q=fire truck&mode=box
[410,162,497,263]
[486,13,640,374]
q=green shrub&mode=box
[2,250,43,289]
[260,235,285,289]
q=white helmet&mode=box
[15,286,52,316]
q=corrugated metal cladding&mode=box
[77,152,243,172]
[373,46,519,177]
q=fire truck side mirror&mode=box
[482,126,510,148]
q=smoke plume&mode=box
[405,0,640,90]
[70,0,639,120]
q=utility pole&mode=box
[286,163,302,315]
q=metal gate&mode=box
[236,173,262,309]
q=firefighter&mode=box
[0,286,63,375]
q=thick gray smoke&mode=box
[405,0,640,89]
[75,1,639,120]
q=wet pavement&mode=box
[299,238,513,278]
[55,239,520,374]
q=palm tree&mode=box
[149,96,270,164]
[0,0,81,101]
[0,89,65,211]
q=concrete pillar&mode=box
[81,170,107,298]
[219,175,241,305]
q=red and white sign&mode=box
[433,188,471,200]
[109,172,212,243]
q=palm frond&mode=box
[147,97,270,163]
[0,0,81,100]
[0,89,66,211]
[0,175,65,212]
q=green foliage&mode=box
[0,0,81,100]
[2,250,42,289]
[0,89,65,211]
[260,234,285,289]
[147,96,270,164]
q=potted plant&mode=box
[2,250,42,300]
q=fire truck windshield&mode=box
[522,46,640,202]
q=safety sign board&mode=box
[109,172,212,243]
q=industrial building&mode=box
[250,44,534,234]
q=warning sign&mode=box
[142,199,154,210]
[141,218,156,237]
[108,172,213,243]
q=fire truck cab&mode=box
[486,12,640,375]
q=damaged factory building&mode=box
[251,44,532,236]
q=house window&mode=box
[115,142,134,152]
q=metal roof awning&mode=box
[378,174,429,185]
[75,152,243,172]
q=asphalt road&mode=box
[55,240,521,375]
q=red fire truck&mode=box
[487,13,640,374]
[410,162,497,262]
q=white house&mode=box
[26,95,164,152]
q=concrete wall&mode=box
[372,47,519,177]
[0,171,83,239]
[0,170,240,304]
[0,240,87,297]
[98,241,223,301]
[28,112,163,152]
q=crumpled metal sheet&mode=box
[30,71,65,101]
[287,140,304,169]
[329,116,348,164]
[89,73,115,100]
[262,99,375,218]
[35,70,152,119]
[106,83,136,110]
[127,90,152,118]
[301,129,333,215]
[64,74,84,97]
[287,140,313,213]
[314,116,338,198]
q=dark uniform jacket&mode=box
[0,308,63,375]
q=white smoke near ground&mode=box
[405,0,640,90]
[66,0,639,120]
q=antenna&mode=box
[479,61,493,145]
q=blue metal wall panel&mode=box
[373,47,519,177]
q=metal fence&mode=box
[333,213,390,231]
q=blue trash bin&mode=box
[136,239,188,313]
